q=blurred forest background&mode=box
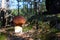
[0,0,60,40]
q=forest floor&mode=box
[0,27,60,40]
[0,27,35,40]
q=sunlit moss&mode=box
[0,33,7,40]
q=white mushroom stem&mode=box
[15,26,22,34]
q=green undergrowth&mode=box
[0,33,7,40]
[23,25,33,32]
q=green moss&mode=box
[23,25,32,32]
[0,34,7,40]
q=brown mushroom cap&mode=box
[13,16,26,26]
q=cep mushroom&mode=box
[12,16,26,34]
